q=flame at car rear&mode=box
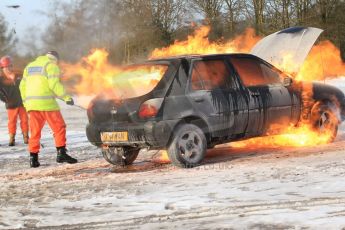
[61,49,167,106]
[61,49,120,97]
[61,26,263,102]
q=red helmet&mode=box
[0,56,12,68]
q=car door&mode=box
[187,57,248,138]
[229,55,293,136]
[258,60,294,133]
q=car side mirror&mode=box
[283,77,293,87]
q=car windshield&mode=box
[111,64,168,99]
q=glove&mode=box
[66,98,74,105]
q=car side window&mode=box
[191,60,234,90]
[230,57,281,87]
[260,63,282,84]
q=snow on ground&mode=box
[1,85,345,229]
[326,76,345,90]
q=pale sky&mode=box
[0,0,70,54]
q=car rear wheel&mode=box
[102,147,140,166]
[167,124,207,168]
[310,101,340,143]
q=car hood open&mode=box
[250,27,323,75]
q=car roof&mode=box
[149,53,257,62]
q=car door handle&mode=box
[250,92,260,97]
[193,97,204,102]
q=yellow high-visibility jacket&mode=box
[20,55,71,111]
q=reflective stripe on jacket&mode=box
[19,55,71,111]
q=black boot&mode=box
[56,146,78,164]
[30,153,40,168]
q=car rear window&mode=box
[111,64,168,99]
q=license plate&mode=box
[101,131,128,142]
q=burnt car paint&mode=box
[228,55,299,135]
[86,53,345,150]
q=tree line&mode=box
[0,0,344,65]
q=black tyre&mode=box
[310,101,340,143]
[167,124,207,168]
[102,147,140,166]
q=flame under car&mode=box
[86,27,345,167]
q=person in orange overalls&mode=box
[0,56,29,146]
[20,51,77,168]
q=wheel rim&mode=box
[103,149,112,163]
[318,111,336,133]
[177,130,203,162]
[102,148,124,165]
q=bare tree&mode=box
[36,0,345,63]
[190,0,225,38]
[292,0,313,24]
[252,0,265,34]
[316,0,338,25]
[119,0,156,62]
[224,0,241,34]
[191,0,224,19]
[241,0,266,34]
[150,0,188,44]
[265,0,291,32]
[281,0,291,27]
[0,13,16,55]
[41,1,96,61]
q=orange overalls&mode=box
[28,111,66,153]
[0,74,29,137]
[20,55,72,154]
[7,106,28,135]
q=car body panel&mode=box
[86,54,345,149]
[251,27,323,74]
[185,56,249,138]
[228,54,294,135]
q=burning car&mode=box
[86,27,345,167]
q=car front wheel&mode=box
[310,101,340,143]
[167,124,207,168]
[102,147,140,166]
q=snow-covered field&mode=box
[1,81,345,229]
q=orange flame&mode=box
[150,26,261,59]
[61,49,167,107]
[270,41,345,81]
[297,40,345,81]
[157,151,170,163]
[231,123,334,149]
[61,48,120,96]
